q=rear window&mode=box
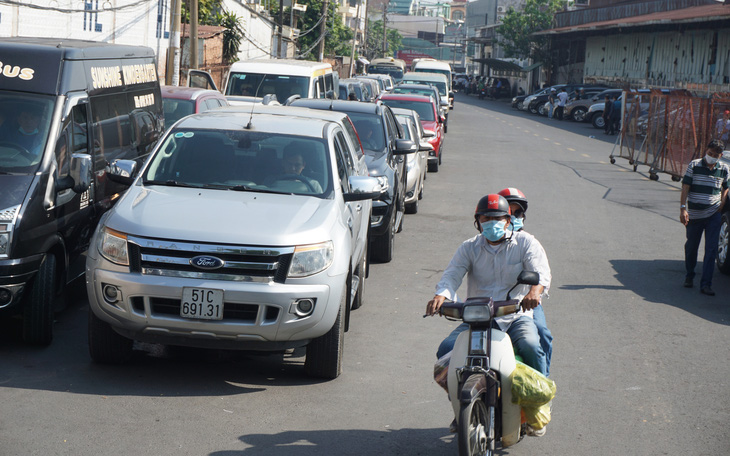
[163,99,195,127]
[380,99,435,121]
[346,112,385,151]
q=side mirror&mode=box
[516,271,540,286]
[57,153,92,193]
[419,141,434,152]
[393,139,417,155]
[439,115,446,124]
[422,129,436,138]
[106,159,138,186]
[325,90,336,100]
[343,176,383,201]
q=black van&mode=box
[0,38,163,344]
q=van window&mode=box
[71,104,89,155]
[324,73,334,94]
[0,92,54,173]
[226,73,309,102]
[90,93,134,170]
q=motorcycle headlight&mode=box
[288,241,334,278]
[462,304,492,324]
[98,226,129,266]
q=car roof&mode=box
[219,103,351,124]
[403,72,448,82]
[290,98,384,115]
[174,109,332,138]
[380,93,434,103]
[228,59,331,76]
[392,83,438,91]
[161,86,225,101]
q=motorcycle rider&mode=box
[498,187,554,377]
[426,194,551,376]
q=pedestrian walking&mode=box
[680,139,729,296]
[556,89,568,120]
[547,88,556,119]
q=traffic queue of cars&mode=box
[1,40,454,381]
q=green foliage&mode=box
[219,12,244,64]
[296,0,354,59]
[181,0,222,25]
[498,0,565,64]
[363,19,403,60]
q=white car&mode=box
[86,107,381,379]
[393,109,430,214]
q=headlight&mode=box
[288,241,334,278]
[0,230,9,256]
[370,175,389,192]
[462,304,492,324]
[0,205,20,257]
[98,226,129,266]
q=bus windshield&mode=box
[226,73,310,102]
[0,92,54,174]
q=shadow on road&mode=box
[211,428,457,456]
[561,259,729,325]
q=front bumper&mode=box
[86,264,347,350]
[0,254,44,312]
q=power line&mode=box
[0,0,155,13]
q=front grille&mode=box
[150,297,260,322]
[127,235,294,283]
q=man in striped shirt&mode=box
[680,139,729,296]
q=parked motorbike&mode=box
[436,271,541,456]
[478,87,486,100]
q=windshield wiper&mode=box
[228,185,292,195]
[143,179,202,188]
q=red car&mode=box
[378,93,445,172]
[161,86,229,130]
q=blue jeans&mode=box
[685,211,722,289]
[436,316,548,377]
[532,305,553,377]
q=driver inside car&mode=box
[3,104,44,157]
[271,145,323,193]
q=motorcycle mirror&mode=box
[516,271,540,286]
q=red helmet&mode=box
[498,187,528,213]
[474,194,511,231]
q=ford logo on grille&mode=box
[190,255,225,270]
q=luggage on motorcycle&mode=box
[522,402,551,430]
[433,351,451,392]
[510,361,556,407]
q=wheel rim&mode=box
[467,401,490,455]
[719,220,729,265]
[596,117,604,128]
[574,109,586,121]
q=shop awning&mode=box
[471,58,523,72]
[358,57,370,65]
[521,62,543,72]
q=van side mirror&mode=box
[107,159,138,186]
[57,153,92,193]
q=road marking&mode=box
[533,134,539,137]
[599,160,607,164]
[581,153,590,158]
[567,147,576,151]
[554,142,561,146]
[524,130,530,133]
[543,138,550,141]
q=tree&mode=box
[296,0,354,59]
[498,0,565,66]
[363,19,403,60]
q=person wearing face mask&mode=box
[498,187,553,377]
[680,139,729,296]
[426,194,552,378]
[7,105,44,157]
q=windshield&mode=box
[347,112,385,152]
[144,129,332,197]
[226,73,310,102]
[162,99,195,129]
[381,99,435,121]
[368,66,404,82]
[0,92,54,174]
[391,86,438,101]
[415,68,451,85]
[402,79,446,96]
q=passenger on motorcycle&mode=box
[498,187,554,377]
[426,194,552,376]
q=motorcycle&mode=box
[437,271,541,456]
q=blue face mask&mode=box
[481,220,509,242]
[511,216,524,232]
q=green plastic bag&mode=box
[510,361,556,407]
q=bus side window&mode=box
[90,93,133,171]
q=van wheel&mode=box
[304,290,345,379]
[718,213,730,275]
[22,254,57,346]
[88,309,133,364]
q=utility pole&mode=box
[166,0,182,85]
[190,0,198,70]
[318,0,329,62]
[278,0,284,58]
[382,4,387,57]
[349,2,361,77]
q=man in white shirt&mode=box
[555,88,569,121]
[426,194,551,376]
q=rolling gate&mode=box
[610,90,730,181]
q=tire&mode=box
[428,160,439,172]
[528,102,539,114]
[304,290,345,379]
[444,122,448,133]
[592,112,605,129]
[516,101,524,110]
[538,103,547,116]
[458,398,494,456]
[88,308,134,363]
[405,198,418,214]
[22,254,57,345]
[572,107,587,122]
[352,250,367,310]
[718,213,730,275]
[371,212,395,263]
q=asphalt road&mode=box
[2,93,729,456]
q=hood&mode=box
[364,150,389,175]
[106,185,338,246]
[0,175,34,213]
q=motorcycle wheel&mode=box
[458,398,494,456]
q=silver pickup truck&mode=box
[86,106,381,379]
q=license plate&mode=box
[181,287,224,320]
